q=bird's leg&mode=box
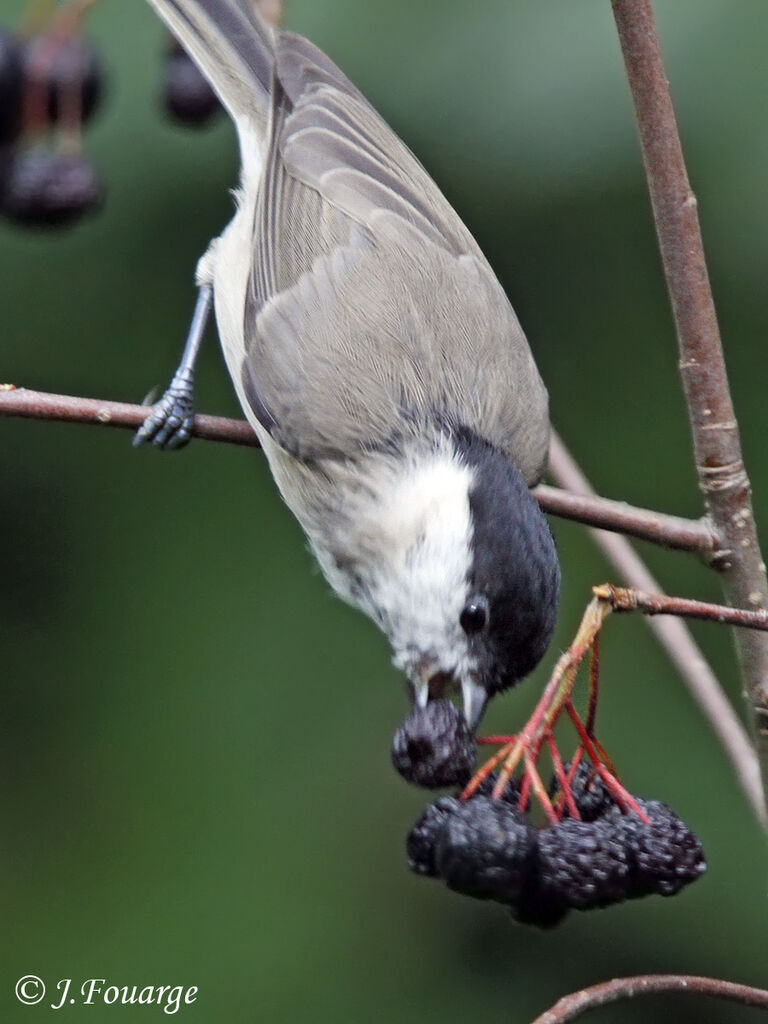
[133,284,213,450]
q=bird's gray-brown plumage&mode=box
[149,0,550,483]
[144,0,560,725]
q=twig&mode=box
[0,385,716,550]
[548,433,765,825]
[611,0,768,815]
[531,974,768,1024]
[533,483,714,553]
[0,386,257,447]
[597,584,768,632]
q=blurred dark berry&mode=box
[24,35,104,126]
[436,796,536,903]
[406,797,459,877]
[607,799,706,897]
[162,48,221,127]
[536,817,632,910]
[1,147,103,227]
[392,700,476,789]
[550,760,612,823]
[0,30,23,145]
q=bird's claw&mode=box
[134,380,195,450]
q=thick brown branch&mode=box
[0,386,714,551]
[611,0,768,813]
[549,433,764,825]
[531,974,768,1024]
[596,584,768,632]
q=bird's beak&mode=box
[412,676,430,709]
[461,678,488,731]
[409,666,487,730]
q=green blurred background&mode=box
[2,1,767,1021]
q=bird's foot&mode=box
[134,376,195,450]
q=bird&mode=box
[136,0,561,730]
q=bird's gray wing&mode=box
[242,32,550,484]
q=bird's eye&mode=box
[460,597,489,635]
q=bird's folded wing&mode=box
[242,32,550,484]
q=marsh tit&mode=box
[136,0,560,729]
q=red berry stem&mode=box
[462,593,655,825]
[525,753,559,824]
[461,736,518,801]
[566,702,651,824]
[566,747,585,783]
[548,734,581,820]
[590,733,619,779]
[518,771,532,813]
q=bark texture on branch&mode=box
[610,0,768,806]
[595,584,768,632]
[0,385,258,447]
[531,974,768,1024]
[534,483,713,553]
[0,385,714,552]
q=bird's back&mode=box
[242,29,550,482]
[148,0,551,484]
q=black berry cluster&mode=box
[407,779,706,927]
[161,39,222,128]
[0,21,105,229]
[391,700,476,789]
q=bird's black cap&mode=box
[456,429,560,696]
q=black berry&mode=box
[1,147,103,227]
[536,817,632,910]
[435,796,536,903]
[406,797,460,877]
[391,700,476,789]
[0,30,24,145]
[607,799,706,897]
[550,760,612,822]
[162,46,221,127]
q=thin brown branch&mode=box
[3,386,764,820]
[611,0,768,814]
[549,433,764,825]
[596,584,768,632]
[531,974,768,1024]
[0,385,714,551]
[0,385,258,447]
[534,482,714,553]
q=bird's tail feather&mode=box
[147,0,274,127]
